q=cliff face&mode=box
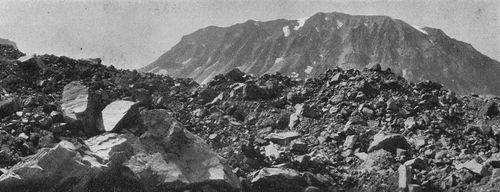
[142,12,500,95]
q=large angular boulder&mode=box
[0,141,106,191]
[128,109,240,191]
[368,133,411,154]
[250,168,308,192]
[17,54,44,74]
[61,81,103,135]
[101,100,141,133]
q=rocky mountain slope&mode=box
[2,42,500,191]
[141,12,500,96]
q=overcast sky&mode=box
[0,0,498,69]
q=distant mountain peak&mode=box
[141,11,500,95]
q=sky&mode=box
[0,0,498,69]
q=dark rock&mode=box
[368,133,411,154]
[250,168,308,192]
[225,68,246,82]
[0,97,20,118]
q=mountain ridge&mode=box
[141,11,500,96]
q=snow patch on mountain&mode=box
[294,17,307,30]
[182,58,192,65]
[275,57,284,64]
[305,66,313,74]
[282,26,291,37]
[411,25,428,35]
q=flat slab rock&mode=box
[368,133,411,154]
[265,131,301,145]
[101,100,139,132]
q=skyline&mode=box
[0,0,498,69]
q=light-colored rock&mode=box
[344,135,358,149]
[0,141,104,191]
[101,100,140,132]
[398,165,411,189]
[368,133,411,154]
[129,109,241,191]
[265,131,301,145]
[360,149,394,170]
[61,81,103,134]
[265,143,281,159]
[456,158,490,176]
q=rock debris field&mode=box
[1,45,500,191]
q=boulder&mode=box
[0,97,20,118]
[368,133,411,154]
[398,165,412,190]
[128,109,241,191]
[295,103,321,119]
[250,168,308,192]
[17,54,43,73]
[344,135,358,149]
[0,141,110,191]
[225,68,245,82]
[101,100,141,133]
[61,81,103,135]
[265,131,301,146]
[456,158,490,176]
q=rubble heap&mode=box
[1,50,500,191]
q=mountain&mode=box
[0,38,24,60]
[0,38,18,50]
[141,12,500,95]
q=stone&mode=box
[480,100,498,117]
[101,100,141,132]
[361,149,394,170]
[405,117,417,130]
[369,63,382,71]
[386,99,399,111]
[368,133,411,154]
[291,140,308,152]
[251,168,308,192]
[343,135,357,149]
[17,54,43,73]
[0,141,115,191]
[265,143,281,159]
[225,68,246,82]
[295,103,321,119]
[0,97,21,118]
[398,165,412,190]
[61,81,103,135]
[355,152,368,161]
[84,133,136,165]
[265,131,301,146]
[404,158,427,170]
[130,109,241,191]
[330,73,342,83]
[456,158,489,176]
[289,113,300,129]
